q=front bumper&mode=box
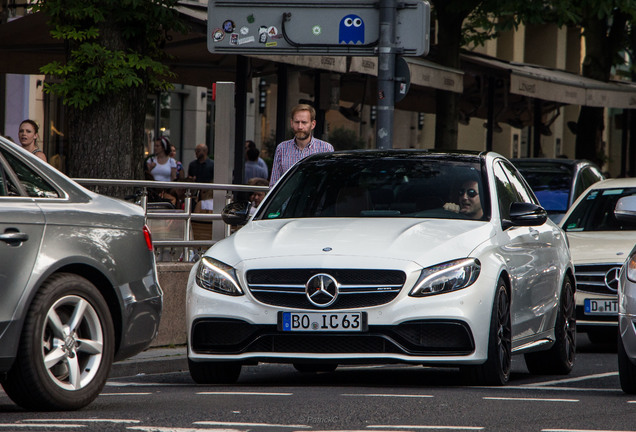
[186,268,497,365]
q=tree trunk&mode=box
[575,12,628,167]
[431,2,473,150]
[65,19,149,197]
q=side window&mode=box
[0,149,60,198]
[0,160,23,197]
[493,162,520,220]
[500,162,537,204]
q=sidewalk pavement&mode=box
[109,345,188,378]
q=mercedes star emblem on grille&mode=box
[306,273,339,307]
[604,267,621,292]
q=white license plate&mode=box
[280,312,365,332]
[584,298,618,315]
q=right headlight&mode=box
[195,257,243,296]
[410,258,481,297]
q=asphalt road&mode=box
[0,335,633,432]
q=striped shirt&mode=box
[269,137,334,186]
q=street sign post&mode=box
[207,0,430,149]
[207,0,429,56]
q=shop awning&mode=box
[462,52,636,109]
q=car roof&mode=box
[305,149,487,161]
[585,178,636,189]
[511,158,598,172]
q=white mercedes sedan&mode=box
[186,150,575,386]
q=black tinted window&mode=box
[563,187,636,231]
[257,155,488,221]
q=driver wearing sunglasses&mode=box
[444,178,484,220]
[457,180,483,219]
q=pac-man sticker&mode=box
[212,28,225,42]
[222,20,235,33]
[339,14,364,44]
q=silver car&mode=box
[0,137,162,410]
[616,196,636,393]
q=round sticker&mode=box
[222,20,235,33]
[212,28,225,42]
[267,26,279,37]
[312,25,321,36]
[240,26,249,35]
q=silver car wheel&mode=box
[42,295,104,391]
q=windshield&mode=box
[516,168,571,213]
[563,187,636,232]
[256,155,489,221]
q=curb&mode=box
[109,347,188,378]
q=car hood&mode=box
[566,231,636,264]
[208,218,494,268]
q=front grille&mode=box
[574,264,621,295]
[191,318,474,356]
[246,269,406,309]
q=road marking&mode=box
[107,381,189,387]
[521,372,618,387]
[367,426,484,430]
[24,419,140,423]
[194,421,310,428]
[484,396,578,402]
[101,393,152,396]
[542,429,636,432]
[0,426,84,429]
[128,428,244,432]
[342,393,433,398]
[196,391,292,396]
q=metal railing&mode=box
[74,178,268,260]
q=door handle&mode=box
[529,228,540,240]
[0,231,29,244]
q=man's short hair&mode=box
[291,103,316,122]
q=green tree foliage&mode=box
[35,0,185,109]
[32,0,186,183]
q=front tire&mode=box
[525,275,576,375]
[618,333,636,394]
[2,274,114,411]
[188,359,241,384]
[461,278,511,385]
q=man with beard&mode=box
[269,104,334,186]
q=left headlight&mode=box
[196,257,244,296]
[410,258,481,297]
[626,253,636,284]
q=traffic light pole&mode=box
[376,0,397,150]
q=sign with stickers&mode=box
[207,0,430,56]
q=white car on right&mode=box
[561,179,636,344]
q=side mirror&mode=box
[221,201,251,226]
[615,196,636,223]
[504,202,548,228]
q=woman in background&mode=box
[18,119,47,162]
